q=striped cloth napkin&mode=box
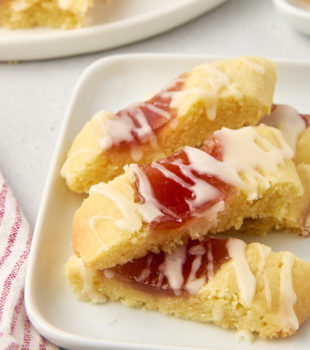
[0,172,58,349]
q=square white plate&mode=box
[0,0,228,61]
[25,54,310,350]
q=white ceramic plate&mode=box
[273,0,310,36]
[25,54,310,350]
[0,0,228,61]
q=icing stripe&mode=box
[171,63,231,120]
[277,252,298,332]
[257,245,272,309]
[227,238,256,308]
[76,257,102,303]
[98,77,185,156]
[163,246,186,296]
[89,182,141,232]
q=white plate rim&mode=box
[0,0,228,61]
[273,0,310,35]
[25,53,310,350]
[274,0,310,18]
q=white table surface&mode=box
[0,0,310,228]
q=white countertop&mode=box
[0,0,310,228]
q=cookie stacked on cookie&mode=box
[62,57,310,339]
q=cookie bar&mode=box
[66,237,310,339]
[71,125,302,270]
[61,56,276,193]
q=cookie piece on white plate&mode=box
[61,56,276,193]
[66,236,310,339]
[70,125,302,271]
[237,105,310,236]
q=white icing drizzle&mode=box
[207,240,215,278]
[277,252,298,332]
[156,264,165,289]
[185,244,207,294]
[131,164,177,223]
[127,240,218,296]
[132,126,293,224]
[182,146,243,189]
[188,244,206,255]
[154,160,220,209]
[137,255,153,283]
[239,57,265,75]
[61,148,98,179]
[227,238,256,308]
[89,182,141,232]
[98,77,184,159]
[257,245,272,309]
[144,104,171,120]
[177,156,221,209]
[95,60,247,158]
[76,257,102,303]
[260,104,306,153]
[130,105,154,141]
[185,255,206,294]
[214,126,293,200]
[99,110,136,150]
[89,215,114,249]
[163,246,186,296]
[170,63,230,120]
[133,154,221,224]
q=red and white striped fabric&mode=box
[0,172,58,350]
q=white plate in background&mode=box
[0,0,228,61]
[273,0,310,35]
[25,54,310,350]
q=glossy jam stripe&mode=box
[133,126,293,229]
[104,237,229,296]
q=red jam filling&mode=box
[106,237,230,296]
[271,104,277,112]
[136,136,234,230]
[301,114,310,128]
[110,75,186,148]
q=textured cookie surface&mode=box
[61,56,277,193]
[0,0,94,29]
[66,238,310,339]
[72,125,302,270]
